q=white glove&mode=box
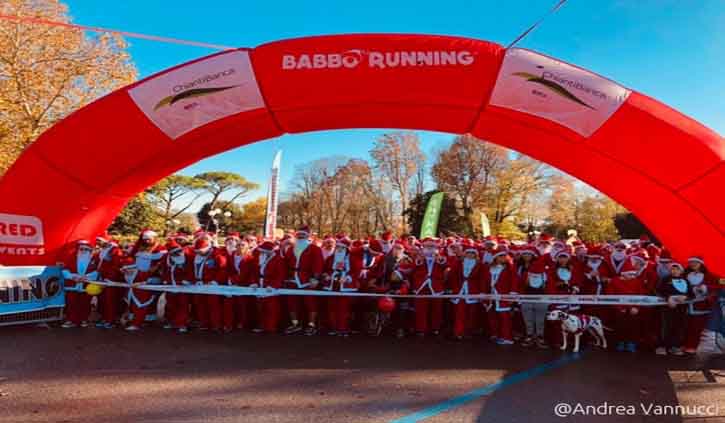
[181,280,191,286]
[249,283,259,289]
[210,280,218,286]
[195,281,203,286]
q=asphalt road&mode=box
[1,325,724,423]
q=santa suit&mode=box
[95,243,123,324]
[580,259,614,323]
[230,250,255,330]
[481,262,517,341]
[546,264,582,312]
[126,268,154,327]
[683,270,717,351]
[284,243,324,319]
[355,248,384,292]
[606,273,647,345]
[191,248,228,330]
[322,250,359,333]
[161,254,193,329]
[412,254,447,334]
[449,257,482,337]
[246,251,285,333]
[62,248,101,325]
[606,252,628,276]
[216,248,238,332]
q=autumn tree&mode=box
[235,197,267,234]
[195,171,259,209]
[108,194,163,236]
[0,0,137,175]
[370,132,426,230]
[145,174,208,233]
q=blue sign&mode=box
[0,266,65,325]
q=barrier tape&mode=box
[64,279,677,306]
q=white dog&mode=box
[546,310,609,353]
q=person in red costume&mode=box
[93,232,123,329]
[161,241,193,333]
[246,241,285,334]
[546,248,582,312]
[321,238,358,336]
[606,258,648,352]
[229,237,256,330]
[320,235,336,261]
[412,237,448,336]
[284,225,324,336]
[682,256,718,354]
[449,244,482,340]
[190,237,228,333]
[122,259,155,332]
[61,240,99,328]
[580,246,614,326]
[482,249,518,345]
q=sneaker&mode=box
[252,327,265,334]
[521,336,534,348]
[284,324,302,335]
[223,327,233,334]
[395,329,406,339]
[683,348,697,355]
[304,325,318,336]
[177,327,188,334]
[102,322,115,330]
[669,347,685,356]
[655,347,667,356]
[163,322,173,330]
[125,325,140,332]
[489,335,498,342]
[431,330,440,336]
[625,342,637,353]
[338,331,350,338]
[61,321,77,329]
[496,338,514,345]
[198,326,209,332]
[95,321,107,328]
[615,342,626,352]
[80,321,89,328]
[453,335,464,341]
[416,332,426,338]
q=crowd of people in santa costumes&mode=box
[59,226,722,356]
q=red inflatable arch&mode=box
[0,34,723,273]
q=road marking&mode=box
[390,352,582,423]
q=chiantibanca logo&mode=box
[512,65,605,110]
[154,68,238,110]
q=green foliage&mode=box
[108,194,164,236]
[404,191,467,237]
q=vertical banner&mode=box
[480,212,491,237]
[264,150,282,239]
[420,192,444,239]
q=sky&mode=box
[64,0,725,210]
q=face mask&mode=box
[463,257,476,269]
[423,248,436,257]
[587,259,602,269]
[296,239,310,249]
[226,243,237,255]
[381,241,392,253]
[612,250,626,261]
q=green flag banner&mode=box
[420,192,444,239]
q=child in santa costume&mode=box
[655,262,689,356]
[61,240,99,328]
[93,233,123,329]
[448,244,482,340]
[161,241,193,333]
[190,237,228,333]
[247,241,285,334]
[606,258,648,352]
[482,249,518,345]
[682,256,718,354]
[283,225,324,336]
[321,238,358,336]
[412,237,447,336]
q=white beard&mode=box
[76,252,92,275]
[381,241,392,254]
[171,256,185,266]
[587,260,601,270]
[612,251,626,262]
[462,258,476,277]
[687,272,704,286]
[294,240,310,259]
[321,248,334,260]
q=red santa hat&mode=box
[296,225,311,237]
[688,255,705,265]
[614,240,628,250]
[369,239,383,253]
[518,244,539,257]
[528,258,547,275]
[166,240,183,254]
[96,231,112,243]
[380,231,393,241]
[554,247,572,259]
[658,248,672,262]
[141,228,158,240]
[491,248,509,261]
[670,262,685,271]
[258,241,276,252]
[483,235,497,247]
[538,233,554,244]
[226,232,241,240]
[194,238,211,253]
[421,237,439,248]
[336,238,351,250]
[587,247,605,259]
[392,240,406,250]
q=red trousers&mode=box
[129,289,155,327]
[684,314,709,351]
[222,296,235,331]
[166,293,190,328]
[452,302,477,337]
[287,292,319,320]
[99,287,121,323]
[487,309,513,341]
[414,298,443,334]
[327,296,353,332]
[235,296,255,329]
[255,297,281,332]
[193,294,223,330]
[64,291,91,325]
